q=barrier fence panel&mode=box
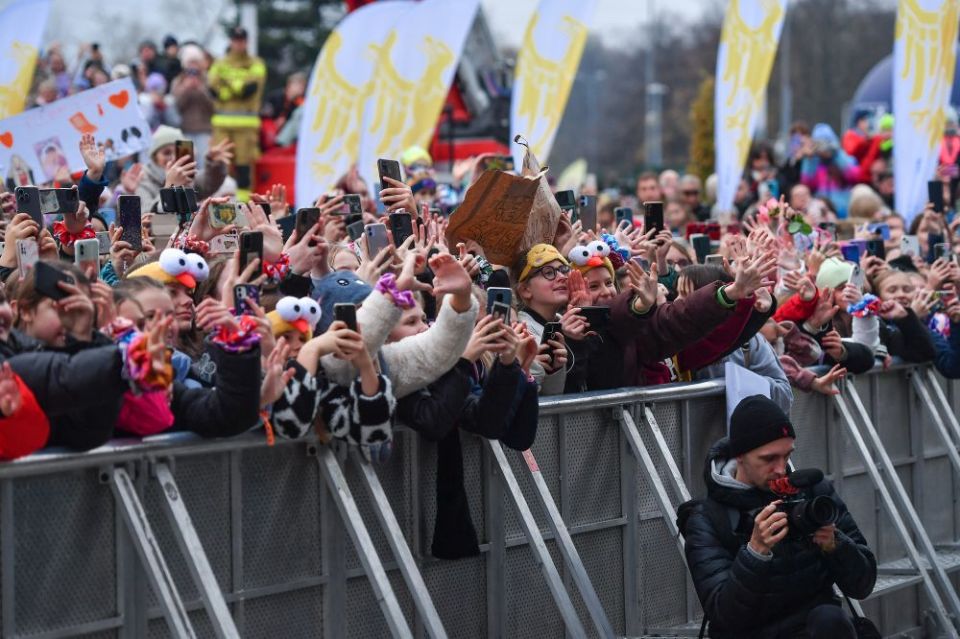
[0,366,959,637]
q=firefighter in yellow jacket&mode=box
[208,26,265,198]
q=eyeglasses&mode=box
[682,190,700,196]
[532,264,571,281]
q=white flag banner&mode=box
[295,1,412,208]
[0,0,51,120]
[509,0,597,170]
[356,0,480,192]
[714,0,786,215]
[893,0,960,224]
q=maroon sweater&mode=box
[607,282,739,387]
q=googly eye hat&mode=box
[567,240,617,281]
[267,296,320,339]
[127,248,209,290]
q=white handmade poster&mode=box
[0,78,150,187]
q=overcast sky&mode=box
[480,0,712,48]
[0,0,716,62]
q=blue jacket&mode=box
[931,322,960,378]
[78,170,108,214]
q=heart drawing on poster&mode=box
[108,90,129,110]
[0,132,12,148]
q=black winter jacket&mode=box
[880,310,936,363]
[683,438,876,638]
[4,331,262,449]
[397,358,538,450]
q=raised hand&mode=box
[242,201,283,262]
[430,251,472,299]
[56,280,96,341]
[392,249,428,293]
[78,133,105,180]
[566,268,592,307]
[781,270,816,301]
[189,197,234,242]
[625,260,659,312]
[841,282,863,307]
[0,213,39,268]
[163,154,197,188]
[90,280,117,329]
[810,364,847,396]
[878,299,908,321]
[379,176,417,213]
[559,306,590,341]
[727,252,777,300]
[808,288,840,327]
[195,298,239,333]
[820,329,844,361]
[63,197,89,236]
[144,315,175,377]
[110,224,139,277]
[463,315,507,362]
[0,363,22,417]
[206,138,235,167]
[120,163,144,195]
[260,337,296,408]
[910,288,936,320]
[286,222,329,276]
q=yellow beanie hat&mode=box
[518,243,570,282]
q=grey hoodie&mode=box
[695,334,793,414]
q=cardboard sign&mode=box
[446,138,562,266]
[0,78,151,189]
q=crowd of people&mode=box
[9,24,960,638]
[30,27,296,195]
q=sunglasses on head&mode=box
[532,264,571,281]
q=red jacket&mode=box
[0,375,50,460]
[774,290,820,324]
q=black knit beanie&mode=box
[728,395,795,457]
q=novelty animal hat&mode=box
[127,248,209,290]
[267,296,320,339]
[518,244,570,282]
[567,236,629,281]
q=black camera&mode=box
[756,469,839,538]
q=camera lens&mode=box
[807,495,838,527]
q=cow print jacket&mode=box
[271,359,395,455]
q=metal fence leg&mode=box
[348,449,448,639]
[317,448,413,639]
[152,462,240,639]
[620,410,685,555]
[925,369,960,451]
[833,392,958,637]
[514,445,615,639]
[617,409,641,636]
[109,466,197,639]
[641,405,692,504]
[483,440,588,639]
[912,374,960,480]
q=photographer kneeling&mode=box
[681,395,876,638]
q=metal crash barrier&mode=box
[2,364,960,638]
